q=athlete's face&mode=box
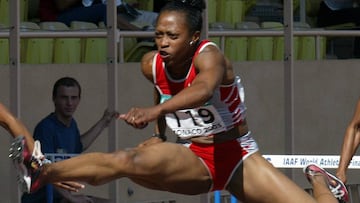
[53,85,80,119]
[155,11,194,66]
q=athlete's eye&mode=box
[166,32,178,40]
[155,32,163,39]
[169,34,178,40]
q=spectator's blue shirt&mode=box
[34,113,83,153]
[324,0,354,10]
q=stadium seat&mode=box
[20,22,53,64]
[234,21,260,61]
[261,21,284,61]
[0,38,8,64]
[247,21,273,61]
[21,0,28,22]
[124,41,155,62]
[235,21,260,30]
[298,31,326,60]
[248,37,272,61]
[0,0,28,25]
[216,0,246,26]
[207,0,217,24]
[224,21,260,62]
[225,36,248,61]
[70,21,106,63]
[97,21,138,61]
[209,22,233,51]
[293,22,311,60]
[293,22,326,60]
[98,21,106,29]
[0,23,9,64]
[40,22,81,64]
[0,0,10,25]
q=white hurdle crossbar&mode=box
[45,153,78,162]
[263,155,360,169]
[45,154,360,169]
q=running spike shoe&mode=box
[304,163,349,202]
[9,136,50,194]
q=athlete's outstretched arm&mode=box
[0,102,34,152]
[337,98,360,183]
[119,45,227,128]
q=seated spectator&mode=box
[39,0,158,30]
[317,0,360,57]
[116,0,158,30]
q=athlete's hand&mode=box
[118,106,160,129]
[53,181,85,192]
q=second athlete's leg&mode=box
[227,152,337,203]
[0,102,34,151]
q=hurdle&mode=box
[45,154,360,203]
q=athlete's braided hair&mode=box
[159,0,206,34]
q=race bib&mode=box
[165,105,226,138]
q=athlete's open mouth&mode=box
[159,51,170,59]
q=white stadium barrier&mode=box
[263,155,360,169]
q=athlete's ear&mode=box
[191,31,201,43]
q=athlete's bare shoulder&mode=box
[141,50,158,82]
[194,42,235,85]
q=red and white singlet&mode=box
[152,40,247,139]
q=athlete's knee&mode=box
[112,148,159,176]
[109,149,151,175]
[82,151,140,185]
[108,149,136,168]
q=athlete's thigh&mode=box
[227,152,316,203]
[131,142,212,194]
